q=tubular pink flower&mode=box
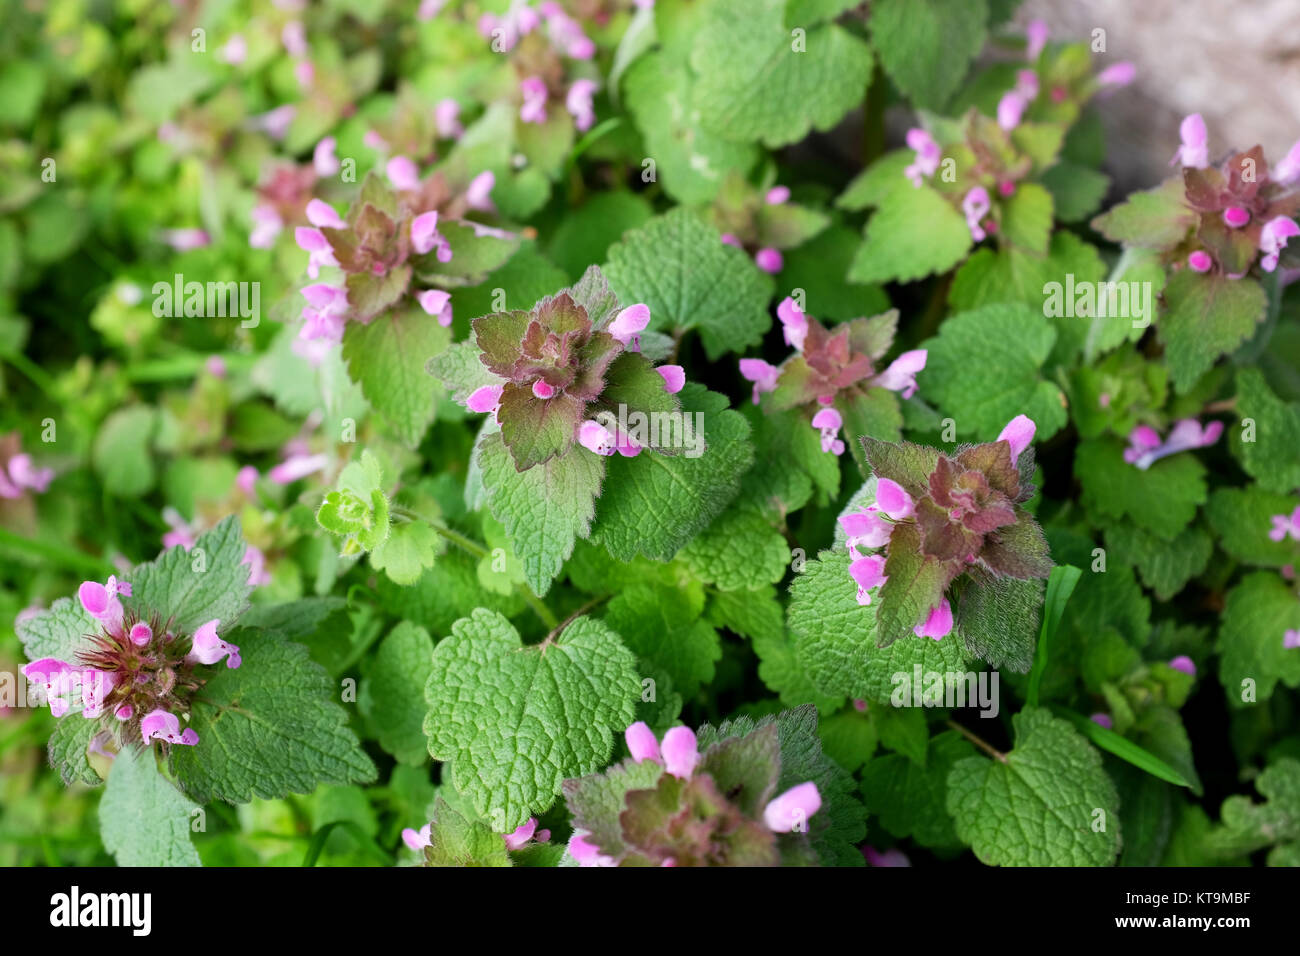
[187,619,241,668]
[963,186,991,242]
[720,233,743,249]
[875,478,915,519]
[997,90,1027,131]
[738,358,779,404]
[282,20,308,57]
[249,204,283,249]
[811,407,845,456]
[1096,61,1136,87]
[754,247,783,273]
[243,545,271,587]
[504,818,538,850]
[904,128,941,186]
[661,726,698,778]
[161,229,210,252]
[1124,418,1222,469]
[1285,630,1300,650]
[141,708,199,746]
[314,136,340,177]
[763,782,822,832]
[129,622,153,647]
[1187,250,1213,272]
[1015,69,1039,101]
[520,76,548,124]
[269,452,330,484]
[219,34,247,65]
[1171,113,1209,169]
[1273,139,1300,186]
[568,830,615,867]
[1091,712,1113,730]
[386,156,420,191]
[115,704,133,721]
[363,129,388,151]
[766,185,791,205]
[625,721,663,763]
[257,105,296,140]
[21,659,76,718]
[306,199,345,230]
[8,453,53,493]
[1224,206,1250,228]
[1259,216,1300,272]
[875,349,927,399]
[417,289,453,326]
[295,60,315,89]
[578,420,617,456]
[609,303,650,351]
[402,824,432,851]
[466,384,504,415]
[565,79,598,132]
[840,508,893,552]
[79,580,125,633]
[295,227,338,279]
[997,414,1037,460]
[80,670,118,719]
[1169,655,1196,677]
[466,170,496,212]
[1268,506,1300,542]
[532,379,556,399]
[656,365,685,394]
[435,98,463,139]
[236,466,259,497]
[1025,19,1049,60]
[777,297,808,351]
[914,598,953,640]
[849,555,887,606]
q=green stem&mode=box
[1,352,60,402]
[946,719,1007,763]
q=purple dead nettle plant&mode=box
[708,173,829,275]
[739,297,926,455]
[21,577,240,748]
[0,432,54,500]
[842,415,1051,642]
[1122,418,1223,469]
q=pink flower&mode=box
[269,452,330,484]
[661,726,698,778]
[738,358,779,404]
[386,156,420,191]
[466,384,504,415]
[520,77,548,124]
[874,349,927,399]
[754,247,783,273]
[301,283,349,342]
[236,466,259,497]
[566,79,598,132]
[306,199,345,230]
[21,658,76,717]
[864,846,911,867]
[140,708,199,746]
[295,60,315,89]
[256,104,297,140]
[840,508,893,552]
[904,128,941,187]
[363,129,389,152]
[1168,655,1196,677]
[80,669,118,719]
[1096,62,1136,87]
[219,34,247,65]
[187,619,241,668]
[435,98,463,139]
[282,20,308,57]
[1284,630,1300,650]
[1123,418,1222,469]
[6,453,53,494]
[763,782,821,832]
[997,90,1027,131]
[849,555,887,606]
[161,229,210,252]
[720,233,744,249]
[161,507,198,549]
[1025,20,1049,60]
[766,185,791,205]
[608,303,650,351]
[1273,139,1300,186]
[1188,250,1213,273]
[1171,113,1209,169]
[777,297,808,351]
[578,420,617,456]
[79,577,129,633]
[417,289,453,327]
[532,380,556,399]
[249,204,283,249]
[811,407,845,456]
[466,171,496,213]
[1015,69,1039,101]
[243,545,272,587]
[1091,712,1113,730]
[997,414,1037,460]
[875,478,915,519]
[1224,205,1251,229]
[129,622,153,647]
[963,186,991,242]
[1268,506,1300,542]
[411,211,452,261]
[504,818,539,850]
[314,136,340,177]
[625,721,663,763]
[402,824,431,851]
[656,365,685,394]
[294,227,339,279]
[568,830,615,867]
[914,598,953,640]
[1259,216,1300,272]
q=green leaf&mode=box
[342,306,452,447]
[1025,564,1082,708]
[1160,270,1267,393]
[17,597,96,664]
[602,582,720,697]
[124,515,253,635]
[679,507,790,591]
[875,522,950,647]
[1206,486,1299,567]
[93,405,156,496]
[424,610,640,831]
[100,747,201,867]
[789,552,968,703]
[946,707,1121,866]
[422,796,512,867]
[359,623,436,765]
[870,0,987,110]
[691,0,873,148]
[603,208,774,360]
[1217,571,1300,708]
[415,220,520,286]
[861,729,976,848]
[548,193,655,280]
[1040,162,1110,223]
[780,224,891,321]
[48,714,106,787]
[1075,438,1207,541]
[594,384,753,561]
[1215,758,1300,865]
[1104,523,1212,600]
[1055,707,1196,790]
[478,432,603,597]
[426,340,504,406]
[169,630,376,803]
[953,573,1045,673]
[1233,368,1300,493]
[563,756,666,859]
[848,183,973,285]
[917,302,1067,441]
[1090,177,1197,248]
[999,182,1053,255]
